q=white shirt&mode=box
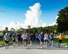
[44,33,48,40]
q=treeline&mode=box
[15,25,57,34]
[15,25,68,34]
[0,25,57,34]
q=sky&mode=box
[0,0,68,30]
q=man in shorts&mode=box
[35,33,39,43]
[3,32,10,49]
[30,33,34,45]
[49,33,54,46]
[44,32,48,47]
[17,33,22,45]
[57,33,64,47]
[22,32,28,49]
[39,32,44,48]
[12,33,16,47]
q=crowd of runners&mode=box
[3,31,64,49]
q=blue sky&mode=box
[0,0,68,29]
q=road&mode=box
[0,43,68,54]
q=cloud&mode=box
[7,22,26,30]
[41,23,47,27]
[0,3,47,30]
[48,16,58,26]
[24,3,42,28]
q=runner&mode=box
[35,33,39,44]
[3,32,10,49]
[12,33,16,47]
[17,33,22,45]
[57,33,64,47]
[39,32,44,48]
[23,32,28,49]
[15,34,18,44]
[21,32,24,44]
[30,33,34,46]
[49,33,54,46]
[44,32,48,47]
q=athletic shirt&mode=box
[23,33,28,39]
[44,34,48,40]
[12,34,16,41]
[36,34,39,38]
[4,33,9,41]
[50,34,54,39]
[17,33,21,39]
[39,34,44,40]
[57,35,64,40]
[30,33,33,38]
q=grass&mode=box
[0,41,4,46]
[0,37,13,47]
[54,38,68,43]
[54,38,68,46]
[0,38,4,46]
[0,37,68,47]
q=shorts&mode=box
[13,40,15,42]
[18,38,22,42]
[40,39,44,42]
[36,38,39,41]
[4,40,9,44]
[44,39,48,42]
[30,38,33,41]
[23,39,28,42]
[51,39,53,41]
[59,40,62,43]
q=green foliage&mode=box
[16,28,25,33]
[54,38,68,43]
[2,30,6,34]
[64,31,68,35]
[57,7,68,33]
[5,27,8,33]
[26,25,57,34]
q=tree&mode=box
[57,7,68,33]
[16,28,24,33]
[28,25,32,33]
[10,28,15,32]
[2,30,6,35]
[5,27,8,33]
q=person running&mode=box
[17,33,22,45]
[30,33,34,46]
[44,32,48,47]
[35,33,39,44]
[22,32,28,49]
[12,33,16,47]
[3,32,10,49]
[15,34,18,44]
[57,33,64,47]
[21,32,24,44]
[49,33,54,46]
[39,32,44,48]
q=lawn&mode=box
[54,38,68,43]
[0,38,4,46]
[0,37,13,47]
[54,38,68,46]
[0,37,68,47]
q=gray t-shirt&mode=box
[44,34,48,40]
[4,33,9,41]
[23,33,28,39]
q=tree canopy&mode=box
[57,7,68,33]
